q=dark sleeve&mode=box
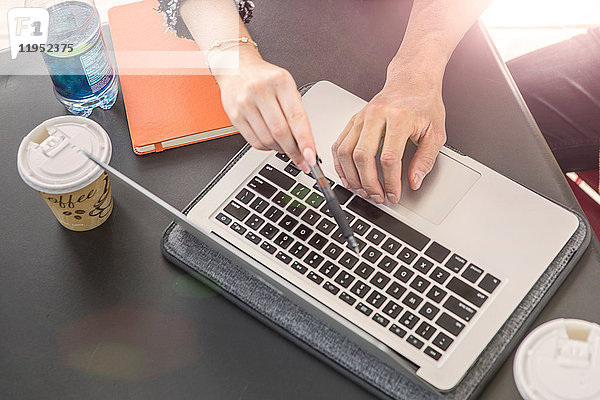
[157,0,255,40]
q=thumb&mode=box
[408,128,446,190]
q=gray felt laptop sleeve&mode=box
[161,138,589,400]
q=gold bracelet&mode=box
[205,36,258,70]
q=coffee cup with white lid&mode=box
[513,318,600,400]
[17,116,113,231]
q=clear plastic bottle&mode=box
[26,0,118,117]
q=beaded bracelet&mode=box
[205,36,258,69]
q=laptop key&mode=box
[264,206,284,222]
[415,322,436,340]
[399,311,419,329]
[289,242,309,258]
[245,231,261,244]
[334,271,355,288]
[301,209,321,226]
[230,222,247,235]
[424,346,442,361]
[307,271,324,284]
[305,251,324,268]
[426,286,447,303]
[332,185,353,204]
[350,281,371,298]
[431,267,450,284]
[370,272,390,289]
[273,191,292,207]
[248,176,277,198]
[355,262,375,279]
[418,302,440,320]
[410,275,430,293]
[323,281,340,295]
[275,251,292,265]
[394,265,414,283]
[319,261,339,278]
[287,200,307,216]
[245,214,265,230]
[292,224,313,241]
[346,236,366,252]
[398,247,418,265]
[250,197,269,213]
[305,192,325,208]
[356,302,373,316]
[216,212,232,225]
[372,313,390,327]
[382,238,401,255]
[291,183,310,199]
[307,233,328,250]
[223,201,250,221]
[320,203,333,217]
[339,252,359,269]
[462,264,484,283]
[402,292,423,310]
[259,223,279,240]
[414,257,434,274]
[275,152,290,162]
[436,312,465,336]
[278,215,299,231]
[259,164,295,191]
[382,301,402,319]
[386,282,407,299]
[339,291,356,305]
[479,273,501,294]
[366,290,387,308]
[273,232,293,249]
[351,219,371,236]
[447,277,488,307]
[407,335,424,349]
[290,261,308,274]
[323,243,344,260]
[444,296,476,322]
[284,162,301,176]
[390,324,407,338]
[365,228,385,245]
[363,246,383,263]
[313,177,335,191]
[432,332,454,351]
[445,254,467,273]
[425,242,451,263]
[378,256,398,273]
[316,218,335,234]
[260,241,277,254]
[235,188,255,204]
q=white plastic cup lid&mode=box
[514,318,600,400]
[17,116,112,194]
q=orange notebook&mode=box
[108,0,238,155]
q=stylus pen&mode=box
[308,160,360,254]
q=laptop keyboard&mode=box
[214,153,502,362]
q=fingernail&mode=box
[358,189,369,199]
[371,195,383,204]
[387,193,398,204]
[302,147,317,166]
[412,171,425,190]
[298,161,309,173]
[341,177,349,189]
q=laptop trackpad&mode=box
[387,143,480,225]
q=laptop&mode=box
[101,81,580,391]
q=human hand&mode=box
[215,48,317,171]
[331,74,446,204]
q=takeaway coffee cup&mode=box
[513,318,600,400]
[17,116,113,231]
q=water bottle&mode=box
[26,0,118,117]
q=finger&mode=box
[331,116,356,189]
[245,105,284,153]
[408,124,446,190]
[336,118,364,192]
[380,116,412,203]
[256,92,304,168]
[354,116,386,203]
[275,77,316,166]
[233,117,270,151]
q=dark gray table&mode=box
[2,1,599,399]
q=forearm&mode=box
[387,0,493,84]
